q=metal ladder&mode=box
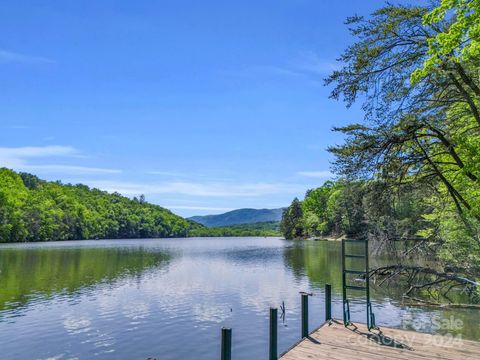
[341,239,376,330]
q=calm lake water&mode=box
[0,237,478,359]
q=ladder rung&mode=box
[345,254,366,258]
[345,285,367,291]
[344,270,366,275]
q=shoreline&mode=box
[300,235,346,242]
[0,235,284,245]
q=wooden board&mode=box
[279,320,480,360]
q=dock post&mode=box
[325,284,332,321]
[301,293,309,338]
[269,308,278,360]
[221,327,232,360]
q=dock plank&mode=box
[279,320,480,360]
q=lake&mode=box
[0,237,478,359]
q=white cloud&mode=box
[147,171,183,176]
[22,164,121,175]
[87,180,303,198]
[241,65,310,79]
[296,170,333,178]
[0,49,54,64]
[289,51,339,75]
[0,145,121,175]
[165,205,235,212]
[234,52,338,84]
[0,145,76,166]
[8,124,30,130]
[146,170,206,178]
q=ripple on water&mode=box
[2,238,479,360]
[191,302,233,325]
[80,329,117,357]
[63,316,92,335]
[122,301,151,321]
[40,355,80,360]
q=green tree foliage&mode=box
[0,168,279,242]
[413,0,480,82]
[280,198,304,239]
[282,180,431,241]
[322,1,480,282]
[191,221,281,237]
[0,168,203,242]
[297,180,366,237]
[0,169,28,242]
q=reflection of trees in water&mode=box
[284,240,477,304]
[283,241,480,340]
[0,247,172,311]
[282,241,417,300]
[223,247,281,265]
[283,241,342,292]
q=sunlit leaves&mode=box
[325,1,480,278]
[0,168,202,242]
[412,0,480,83]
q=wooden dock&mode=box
[218,282,480,360]
[279,319,480,360]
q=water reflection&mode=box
[283,239,480,340]
[0,238,478,360]
[0,245,172,312]
[283,240,342,290]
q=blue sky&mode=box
[0,0,415,217]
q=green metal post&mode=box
[341,239,349,326]
[365,240,375,330]
[269,308,278,360]
[221,327,232,360]
[365,240,371,330]
[301,293,309,338]
[325,284,332,321]
[365,240,370,305]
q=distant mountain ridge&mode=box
[189,208,284,227]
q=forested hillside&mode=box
[189,208,283,227]
[194,221,280,237]
[283,1,480,303]
[0,168,281,242]
[281,180,430,241]
[0,168,203,242]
